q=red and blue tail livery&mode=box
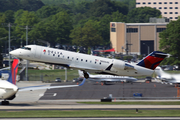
[137,51,168,70]
[7,59,19,85]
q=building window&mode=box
[127,28,138,33]
[175,12,178,14]
[143,2,146,4]
[169,7,173,9]
[136,2,140,4]
[175,7,178,9]
[164,7,167,9]
[159,2,162,4]
[175,2,178,4]
[169,2,172,4]
[164,12,167,14]
[111,28,116,32]
[159,7,162,9]
[175,17,178,19]
[170,17,173,19]
[164,2,167,4]
[153,2,156,4]
[157,28,166,32]
[148,2,151,4]
[169,12,173,14]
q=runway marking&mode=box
[53,93,57,96]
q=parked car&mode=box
[55,78,61,82]
[145,77,152,82]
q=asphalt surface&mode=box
[1,81,180,119]
[40,81,178,100]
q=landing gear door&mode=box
[34,46,42,59]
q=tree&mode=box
[35,6,68,19]
[70,20,103,47]
[111,11,126,22]
[0,0,44,12]
[127,7,161,23]
[159,18,180,68]
[30,11,73,46]
[3,10,14,23]
[14,11,39,43]
[87,0,128,18]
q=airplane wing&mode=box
[18,78,86,91]
[0,67,10,71]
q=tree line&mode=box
[0,0,161,50]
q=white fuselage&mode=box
[88,75,137,82]
[155,66,180,83]
[10,45,154,76]
[0,80,18,99]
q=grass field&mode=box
[25,69,79,82]
[1,110,180,117]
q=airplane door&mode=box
[34,46,42,59]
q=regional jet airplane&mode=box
[155,66,180,85]
[0,59,86,105]
[10,45,168,78]
[78,70,137,85]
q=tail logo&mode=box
[137,51,167,70]
[7,59,18,85]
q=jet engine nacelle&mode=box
[113,60,126,70]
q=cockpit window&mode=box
[21,47,31,51]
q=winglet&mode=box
[7,59,19,85]
[137,51,168,70]
[78,78,86,86]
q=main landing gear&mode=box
[83,71,89,79]
[1,100,9,105]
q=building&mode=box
[110,22,167,55]
[136,0,180,21]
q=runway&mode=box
[2,100,180,110]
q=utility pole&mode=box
[20,25,33,81]
[1,23,16,69]
[125,41,132,55]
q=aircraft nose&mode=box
[9,50,19,56]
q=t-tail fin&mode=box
[7,59,19,85]
[137,51,168,70]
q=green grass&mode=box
[23,69,79,82]
[77,101,180,105]
[0,110,180,117]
